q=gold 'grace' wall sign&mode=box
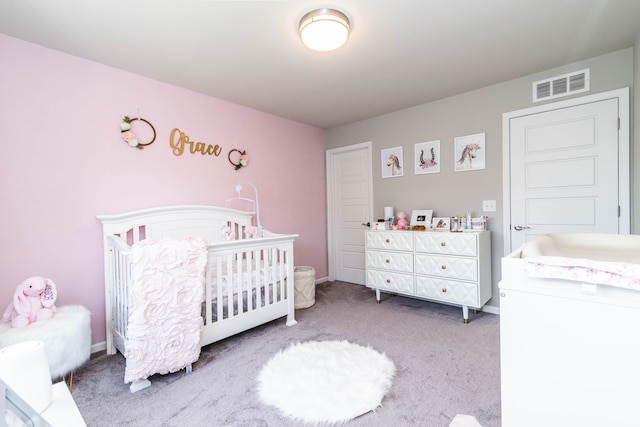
[170,128,222,157]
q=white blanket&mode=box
[124,237,207,384]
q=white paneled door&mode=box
[326,142,373,284]
[504,88,630,252]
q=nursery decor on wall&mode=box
[120,115,156,149]
[228,149,249,170]
[169,128,222,157]
[381,146,404,178]
[415,140,440,175]
[454,133,486,172]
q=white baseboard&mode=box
[482,305,500,315]
[91,342,106,354]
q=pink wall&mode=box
[0,34,328,345]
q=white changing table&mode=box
[2,381,86,426]
[41,382,87,426]
[499,248,640,427]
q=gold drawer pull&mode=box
[385,239,390,243]
[385,259,390,263]
[441,288,447,293]
[440,241,446,246]
[386,279,391,283]
[441,265,447,270]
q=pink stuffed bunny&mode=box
[394,212,409,230]
[2,276,57,328]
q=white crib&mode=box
[97,205,298,380]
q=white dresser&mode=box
[365,230,491,322]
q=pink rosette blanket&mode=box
[124,237,208,384]
[524,256,640,290]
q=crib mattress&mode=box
[203,281,286,322]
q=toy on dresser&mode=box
[394,212,409,230]
[2,277,57,328]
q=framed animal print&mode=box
[454,133,485,172]
[381,146,404,178]
[415,140,440,175]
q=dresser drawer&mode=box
[366,250,413,273]
[366,231,414,251]
[367,269,414,294]
[415,276,478,306]
[414,232,478,256]
[415,254,478,281]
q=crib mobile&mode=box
[225,181,263,238]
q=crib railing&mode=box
[201,235,296,345]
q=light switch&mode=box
[482,200,496,212]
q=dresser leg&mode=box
[462,305,469,323]
[376,289,381,304]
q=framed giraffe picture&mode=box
[414,140,440,175]
[381,146,404,178]
[454,133,486,172]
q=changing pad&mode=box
[524,256,640,290]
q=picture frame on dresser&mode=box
[410,210,433,227]
[433,217,450,230]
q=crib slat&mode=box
[132,226,140,243]
[234,252,242,316]
[273,248,285,300]
[246,251,252,313]
[271,248,276,301]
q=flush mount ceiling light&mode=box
[298,8,350,52]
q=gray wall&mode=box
[326,48,635,310]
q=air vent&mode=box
[533,69,589,102]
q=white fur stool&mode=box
[0,305,91,382]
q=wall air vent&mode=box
[533,69,589,102]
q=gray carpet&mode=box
[72,282,501,427]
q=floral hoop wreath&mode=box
[120,116,156,149]
[228,149,249,170]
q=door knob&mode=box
[513,225,531,231]
[361,222,371,227]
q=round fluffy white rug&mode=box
[257,340,396,425]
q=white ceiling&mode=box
[1,0,639,129]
